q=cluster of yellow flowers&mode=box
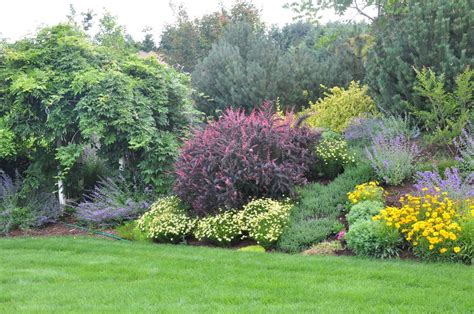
[347,181,385,204]
[315,138,356,166]
[138,196,195,242]
[238,198,293,248]
[373,191,473,255]
[194,211,241,244]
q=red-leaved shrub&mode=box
[174,104,319,216]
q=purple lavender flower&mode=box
[366,134,420,186]
[414,167,474,201]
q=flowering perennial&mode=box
[194,211,241,245]
[138,196,195,243]
[347,182,384,204]
[316,138,356,166]
[373,192,474,258]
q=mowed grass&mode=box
[0,237,472,313]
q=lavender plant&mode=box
[414,167,474,201]
[75,177,151,227]
[454,126,474,178]
[366,134,421,186]
[344,115,419,146]
[0,170,61,234]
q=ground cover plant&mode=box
[0,237,472,312]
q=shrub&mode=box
[347,182,384,205]
[411,67,472,146]
[314,137,355,179]
[346,220,401,258]
[344,115,420,147]
[277,163,376,253]
[174,105,318,216]
[75,177,151,227]
[459,217,474,264]
[366,134,420,185]
[238,198,293,248]
[347,200,384,225]
[414,168,473,201]
[302,81,377,132]
[373,193,472,261]
[137,196,195,243]
[454,127,474,178]
[0,171,61,234]
[302,241,343,256]
[194,211,242,245]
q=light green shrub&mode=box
[238,198,293,248]
[347,200,384,225]
[194,211,242,245]
[137,196,195,243]
[345,220,401,258]
[302,81,378,132]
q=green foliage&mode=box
[115,221,150,242]
[138,196,195,243]
[193,21,369,116]
[347,200,384,225]
[277,163,376,252]
[159,0,262,72]
[0,118,16,158]
[411,67,473,146]
[302,81,377,132]
[458,218,474,264]
[366,0,473,115]
[346,220,402,258]
[194,211,242,245]
[0,23,195,194]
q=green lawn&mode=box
[0,237,472,312]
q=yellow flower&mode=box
[439,248,447,254]
[453,247,461,253]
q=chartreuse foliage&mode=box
[0,23,194,195]
[0,237,472,312]
[302,81,377,132]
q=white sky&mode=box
[0,0,367,42]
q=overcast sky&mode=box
[0,0,367,42]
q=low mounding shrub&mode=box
[414,167,473,201]
[346,220,401,258]
[138,196,195,243]
[314,136,355,179]
[75,177,150,227]
[347,200,384,225]
[302,81,378,132]
[174,104,318,216]
[366,134,420,185]
[0,171,61,234]
[277,163,376,253]
[194,211,241,245]
[347,181,385,205]
[302,241,343,256]
[238,198,293,248]
[459,217,474,264]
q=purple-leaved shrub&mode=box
[366,134,420,186]
[173,104,319,216]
